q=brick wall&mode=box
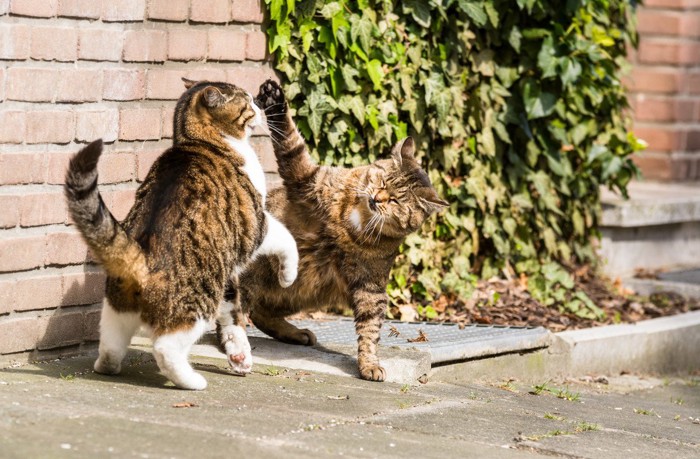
[628,0,700,180]
[0,0,277,357]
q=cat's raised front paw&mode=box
[359,364,386,382]
[255,79,286,115]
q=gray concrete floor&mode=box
[1,351,698,458]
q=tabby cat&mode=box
[64,79,298,390]
[238,80,447,381]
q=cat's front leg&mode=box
[351,286,388,382]
[255,212,298,288]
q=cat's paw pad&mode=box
[223,328,253,376]
[359,364,386,382]
[255,79,286,114]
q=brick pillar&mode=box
[0,0,277,357]
[628,0,700,181]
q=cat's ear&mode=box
[202,86,225,107]
[419,188,449,215]
[182,77,198,89]
[391,136,416,168]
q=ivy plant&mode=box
[263,0,644,319]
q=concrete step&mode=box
[599,181,700,278]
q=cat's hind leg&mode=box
[94,299,141,375]
[250,307,317,346]
[217,282,252,375]
[256,212,298,288]
[151,319,208,390]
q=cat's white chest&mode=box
[225,136,266,203]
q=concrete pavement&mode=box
[1,352,698,458]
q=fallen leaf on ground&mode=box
[172,402,198,408]
[407,329,429,343]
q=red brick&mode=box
[633,125,686,152]
[6,67,57,102]
[10,0,58,17]
[633,95,697,122]
[0,195,19,228]
[12,272,63,312]
[0,67,4,101]
[250,136,276,173]
[0,152,46,185]
[689,71,700,94]
[147,0,189,21]
[231,0,264,23]
[687,130,700,150]
[136,148,163,181]
[0,277,14,314]
[626,67,684,94]
[123,30,167,62]
[0,317,40,353]
[46,231,89,266]
[102,0,145,22]
[103,68,146,101]
[79,28,124,62]
[226,66,275,94]
[0,0,8,15]
[62,270,106,306]
[37,311,85,350]
[208,29,246,61]
[58,0,101,19]
[637,10,700,37]
[97,151,136,184]
[57,69,102,103]
[638,38,700,65]
[185,68,228,84]
[191,0,230,23]
[47,150,73,185]
[103,188,137,220]
[119,107,162,140]
[85,309,101,341]
[643,0,700,8]
[246,30,267,61]
[0,23,30,59]
[30,26,77,62]
[161,106,174,138]
[146,68,187,99]
[633,152,673,181]
[76,108,119,142]
[0,111,26,143]
[20,191,67,227]
[0,235,45,272]
[168,28,208,61]
[25,110,75,144]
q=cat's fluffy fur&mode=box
[65,79,298,390]
[238,80,447,381]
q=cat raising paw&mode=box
[255,79,286,117]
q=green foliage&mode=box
[264,0,643,317]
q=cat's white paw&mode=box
[94,355,121,375]
[173,371,208,391]
[222,326,253,375]
[278,263,297,288]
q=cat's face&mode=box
[350,137,448,240]
[180,78,262,140]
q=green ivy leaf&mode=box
[403,0,432,27]
[458,0,488,27]
[350,13,374,54]
[366,59,384,90]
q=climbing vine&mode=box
[263,0,644,318]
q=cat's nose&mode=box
[368,196,377,211]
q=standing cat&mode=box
[238,80,447,381]
[64,79,298,390]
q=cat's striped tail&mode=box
[64,139,148,288]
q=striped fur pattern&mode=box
[65,79,298,390]
[239,80,447,382]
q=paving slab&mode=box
[1,355,698,458]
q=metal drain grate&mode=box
[247,319,552,364]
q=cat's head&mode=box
[350,137,448,240]
[174,78,262,142]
